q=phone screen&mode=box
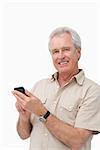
[14,87,25,94]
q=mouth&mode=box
[58,60,69,65]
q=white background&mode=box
[0,0,100,150]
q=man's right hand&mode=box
[15,101,31,122]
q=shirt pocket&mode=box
[57,100,79,126]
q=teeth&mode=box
[59,61,69,65]
[60,62,67,65]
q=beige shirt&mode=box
[30,70,100,150]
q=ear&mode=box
[77,48,81,60]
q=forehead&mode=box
[50,33,74,49]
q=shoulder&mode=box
[31,77,52,93]
[84,77,100,91]
[34,78,51,86]
[82,77,100,103]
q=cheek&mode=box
[52,56,57,64]
[69,56,78,67]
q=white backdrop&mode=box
[1,0,100,150]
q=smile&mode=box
[58,60,69,65]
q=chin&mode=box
[58,69,70,74]
[55,65,70,73]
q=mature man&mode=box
[12,27,100,150]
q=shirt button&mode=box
[44,133,48,136]
[68,106,73,111]
[57,85,59,89]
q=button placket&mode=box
[44,133,48,136]
[49,86,64,114]
[42,129,49,150]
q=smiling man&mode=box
[49,30,81,87]
[13,27,100,150]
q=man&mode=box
[12,27,100,150]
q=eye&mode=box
[62,47,70,51]
[52,49,59,54]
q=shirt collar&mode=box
[51,69,85,86]
[74,69,85,85]
[51,72,58,82]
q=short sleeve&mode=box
[75,84,100,133]
[30,81,41,124]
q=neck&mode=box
[58,68,79,87]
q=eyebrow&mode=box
[51,46,71,51]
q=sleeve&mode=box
[75,84,100,133]
[30,81,39,94]
[30,81,40,124]
[29,79,48,123]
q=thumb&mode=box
[25,90,33,97]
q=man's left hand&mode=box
[12,90,47,116]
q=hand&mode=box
[15,101,31,122]
[12,90,47,116]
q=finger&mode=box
[25,90,39,101]
[14,94,25,107]
[15,102,25,113]
[12,90,26,100]
[19,106,26,114]
[25,90,34,97]
[15,102,22,112]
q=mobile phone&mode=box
[14,87,26,95]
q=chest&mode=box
[33,82,83,125]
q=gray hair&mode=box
[48,27,81,50]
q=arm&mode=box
[15,102,32,139]
[45,85,100,149]
[13,90,46,139]
[13,90,92,149]
[17,115,32,139]
[45,114,92,150]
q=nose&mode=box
[58,50,65,59]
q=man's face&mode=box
[49,33,81,74]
